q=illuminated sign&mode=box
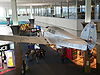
[8,57,14,67]
[5,50,15,67]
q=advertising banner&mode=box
[5,50,15,67]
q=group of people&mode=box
[30,49,46,63]
[22,44,46,74]
[25,48,46,63]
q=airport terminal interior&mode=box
[0,0,100,75]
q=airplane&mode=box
[42,22,97,51]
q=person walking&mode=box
[22,60,26,74]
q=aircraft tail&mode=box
[80,22,97,50]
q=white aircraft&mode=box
[43,22,97,51]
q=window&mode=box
[55,6,61,17]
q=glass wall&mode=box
[94,0,100,19]
[15,1,77,19]
[61,2,68,18]
[47,7,51,17]
[77,0,85,19]
[55,6,61,17]
[4,0,100,20]
[69,0,77,19]
[62,6,68,18]
[77,0,98,19]
[18,8,27,16]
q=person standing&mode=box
[25,52,29,70]
[61,52,66,63]
[59,47,66,63]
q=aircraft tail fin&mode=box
[80,22,97,50]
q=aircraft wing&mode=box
[62,39,87,50]
[44,35,87,50]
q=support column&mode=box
[5,8,11,26]
[38,7,39,16]
[76,0,78,19]
[5,8,9,18]
[83,1,92,72]
[11,2,22,74]
[96,44,100,73]
[29,5,34,19]
[51,5,54,17]
[83,48,90,72]
[29,5,34,28]
[26,8,28,16]
[61,2,63,18]
[14,42,22,75]
[11,0,20,39]
[33,7,35,16]
[54,3,56,17]
[67,0,69,19]
[85,0,91,23]
[95,5,99,20]
[11,0,18,25]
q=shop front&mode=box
[0,44,15,74]
[19,24,42,36]
[5,50,15,68]
[64,47,96,69]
